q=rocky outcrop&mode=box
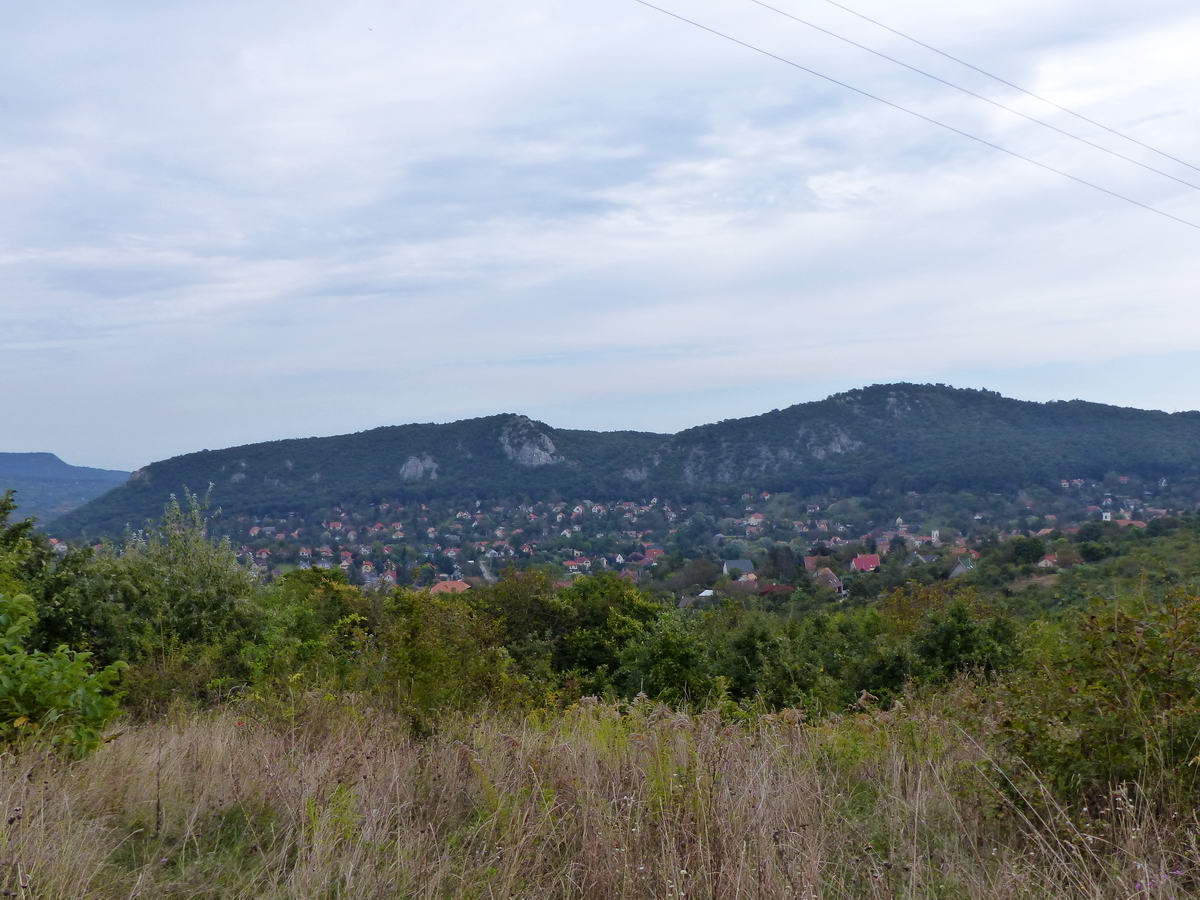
[499,417,563,468]
[400,454,439,481]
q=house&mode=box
[813,568,844,593]
[1037,554,1058,569]
[851,554,881,573]
[949,557,976,579]
[430,579,471,595]
[723,559,755,577]
[803,556,823,573]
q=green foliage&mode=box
[34,490,259,711]
[0,592,124,756]
[371,589,532,725]
[1010,536,1046,565]
[240,567,369,686]
[1000,593,1200,804]
[911,600,1017,680]
[21,483,1200,821]
[617,612,717,705]
[0,489,50,598]
[472,572,663,696]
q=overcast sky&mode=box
[4,0,1199,470]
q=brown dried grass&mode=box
[0,688,1194,898]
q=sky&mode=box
[3,0,1199,471]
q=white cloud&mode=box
[2,0,1198,469]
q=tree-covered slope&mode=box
[52,384,1200,539]
[53,415,669,538]
[0,453,129,522]
[655,384,1200,494]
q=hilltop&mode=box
[0,452,129,522]
[48,383,1200,539]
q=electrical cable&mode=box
[813,0,1200,174]
[628,0,1200,232]
[745,0,1200,192]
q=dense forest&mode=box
[52,383,1200,540]
[3,487,1200,895]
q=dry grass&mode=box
[0,690,1195,898]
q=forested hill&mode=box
[51,383,1200,539]
[0,453,129,522]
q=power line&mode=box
[813,0,1200,175]
[628,0,1200,232]
[745,0,1200,192]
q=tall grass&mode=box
[0,688,1194,898]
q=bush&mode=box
[999,592,1200,805]
[0,593,124,756]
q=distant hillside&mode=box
[0,453,129,523]
[53,384,1200,539]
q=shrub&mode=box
[0,593,124,756]
[999,592,1200,805]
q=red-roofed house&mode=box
[851,553,881,573]
[430,580,471,594]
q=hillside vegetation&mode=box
[3,491,1200,895]
[0,453,127,523]
[51,383,1200,539]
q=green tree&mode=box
[1010,537,1046,565]
[617,611,716,706]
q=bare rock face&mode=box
[399,454,439,481]
[499,417,563,468]
[808,427,862,460]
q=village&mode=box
[136,469,1190,601]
